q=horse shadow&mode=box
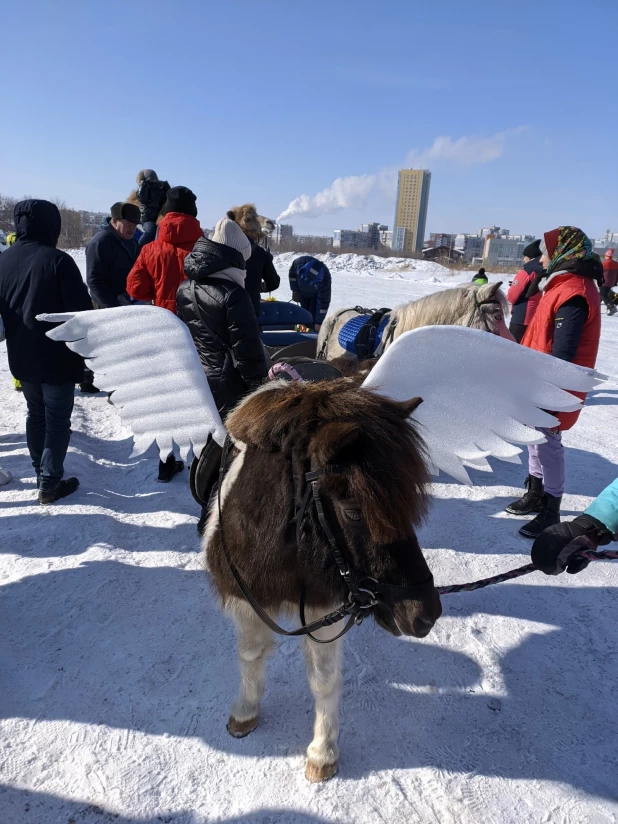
[0,785,333,824]
[1,558,616,802]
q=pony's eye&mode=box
[343,509,362,522]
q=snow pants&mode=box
[21,381,75,492]
[528,427,564,497]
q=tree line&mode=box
[0,193,103,249]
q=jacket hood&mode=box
[157,213,203,246]
[523,257,544,276]
[14,199,61,246]
[184,236,246,282]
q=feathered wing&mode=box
[362,326,605,484]
[38,306,226,460]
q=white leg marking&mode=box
[202,442,247,569]
[227,598,273,726]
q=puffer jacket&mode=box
[602,257,618,289]
[245,243,280,315]
[137,178,170,224]
[126,213,203,312]
[507,257,544,326]
[177,237,269,415]
[0,199,92,383]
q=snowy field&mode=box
[1,253,618,823]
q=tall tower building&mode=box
[393,169,431,254]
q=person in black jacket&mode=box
[226,205,280,315]
[0,200,93,504]
[177,217,269,415]
[86,202,140,309]
[288,255,332,330]
[132,169,170,247]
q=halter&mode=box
[466,290,501,333]
[216,437,435,643]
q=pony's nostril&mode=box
[413,615,435,636]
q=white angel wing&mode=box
[38,306,226,460]
[362,326,605,484]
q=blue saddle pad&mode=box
[338,314,390,355]
[257,301,314,329]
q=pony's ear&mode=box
[487,281,503,296]
[396,396,423,418]
[311,422,360,466]
[226,210,236,221]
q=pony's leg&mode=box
[226,598,273,738]
[302,611,344,782]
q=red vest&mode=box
[521,273,601,430]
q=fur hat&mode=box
[227,204,261,241]
[523,239,542,259]
[213,218,252,261]
[110,201,140,224]
[160,186,198,218]
[137,169,159,184]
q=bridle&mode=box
[216,437,435,643]
[466,290,502,333]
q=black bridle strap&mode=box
[216,438,358,639]
[466,292,500,333]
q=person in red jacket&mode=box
[505,226,602,538]
[506,239,544,342]
[601,249,618,316]
[127,186,202,313]
[127,186,203,482]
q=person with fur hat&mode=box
[226,204,280,315]
[177,217,268,415]
[601,249,618,316]
[126,187,202,313]
[505,226,602,538]
[86,201,140,309]
[130,170,170,247]
[506,239,544,342]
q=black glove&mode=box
[531,514,613,576]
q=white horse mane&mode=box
[389,282,507,340]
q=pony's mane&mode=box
[226,380,432,541]
[390,283,507,338]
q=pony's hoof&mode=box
[227,715,258,738]
[305,760,338,783]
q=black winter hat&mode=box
[523,239,542,259]
[110,201,141,224]
[161,186,198,218]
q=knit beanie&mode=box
[212,218,252,261]
[605,248,615,258]
[138,169,159,183]
[161,186,198,218]
[523,239,542,259]
[110,201,141,224]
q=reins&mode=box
[466,291,501,333]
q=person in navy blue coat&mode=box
[288,256,332,331]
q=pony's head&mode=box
[225,380,442,638]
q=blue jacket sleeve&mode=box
[585,478,618,537]
[551,296,588,362]
[315,267,331,324]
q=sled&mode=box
[258,300,318,360]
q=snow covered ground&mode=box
[1,253,618,823]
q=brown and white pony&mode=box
[203,379,441,782]
[317,281,513,361]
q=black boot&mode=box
[79,381,100,394]
[505,475,544,515]
[158,454,184,483]
[39,477,80,505]
[519,493,562,538]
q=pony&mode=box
[317,281,512,361]
[204,378,442,782]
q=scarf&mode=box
[526,226,601,297]
[211,267,246,288]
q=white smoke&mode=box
[276,129,523,223]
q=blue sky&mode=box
[3,0,616,239]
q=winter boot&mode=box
[80,381,100,394]
[39,477,79,505]
[607,304,617,316]
[505,475,544,515]
[158,454,184,483]
[519,493,562,539]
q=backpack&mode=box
[296,258,327,293]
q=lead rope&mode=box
[436,549,618,595]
